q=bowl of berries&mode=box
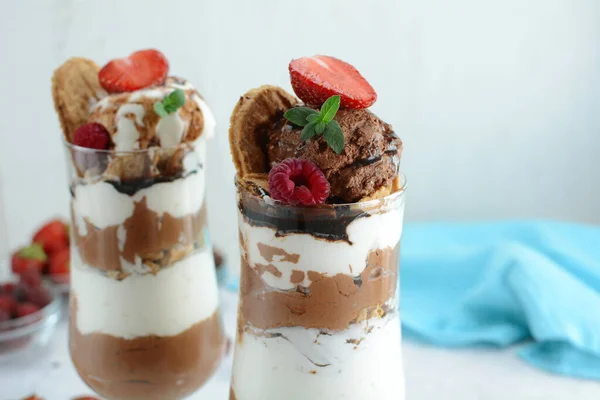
[11,219,70,293]
[0,270,61,360]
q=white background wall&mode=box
[0,0,599,264]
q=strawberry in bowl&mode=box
[15,219,72,289]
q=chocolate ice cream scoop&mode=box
[267,108,402,203]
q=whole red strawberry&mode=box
[49,247,70,284]
[15,302,41,318]
[268,158,330,205]
[289,55,377,109]
[73,123,110,150]
[99,49,169,93]
[33,219,69,255]
[11,244,47,275]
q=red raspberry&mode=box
[1,282,16,295]
[15,302,41,318]
[0,294,16,316]
[268,158,330,205]
[19,270,43,287]
[26,286,52,308]
[73,123,110,149]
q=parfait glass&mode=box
[230,175,406,400]
[65,138,225,400]
[0,171,7,275]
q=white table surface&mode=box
[2,290,600,400]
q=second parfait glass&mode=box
[66,138,225,400]
[230,175,406,400]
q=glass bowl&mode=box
[0,283,61,362]
[45,274,70,295]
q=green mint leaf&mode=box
[315,121,326,134]
[301,121,319,141]
[320,95,341,123]
[323,120,345,154]
[164,104,177,114]
[284,107,318,127]
[306,113,322,123]
[154,102,168,117]
[20,243,47,262]
[155,89,186,117]
[168,89,186,109]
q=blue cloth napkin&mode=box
[401,220,600,380]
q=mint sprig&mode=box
[154,89,186,117]
[283,95,345,154]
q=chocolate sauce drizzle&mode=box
[239,197,370,244]
[70,164,201,198]
[107,169,198,196]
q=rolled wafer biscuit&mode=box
[229,85,298,178]
[52,58,105,142]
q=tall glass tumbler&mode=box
[66,138,225,400]
[230,176,406,400]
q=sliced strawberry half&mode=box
[289,55,377,109]
[99,49,169,93]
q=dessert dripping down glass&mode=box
[65,140,225,400]
[230,175,407,400]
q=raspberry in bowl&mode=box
[0,272,61,361]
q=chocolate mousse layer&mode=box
[72,200,207,274]
[238,243,399,333]
[268,108,402,203]
[70,296,225,400]
[236,182,403,333]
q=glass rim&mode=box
[235,173,406,209]
[62,139,196,155]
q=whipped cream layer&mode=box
[71,248,219,338]
[232,314,405,400]
[238,205,404,290]
[90,78,216,151]
[72,139,206,233]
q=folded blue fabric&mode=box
[401,220,600,380]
